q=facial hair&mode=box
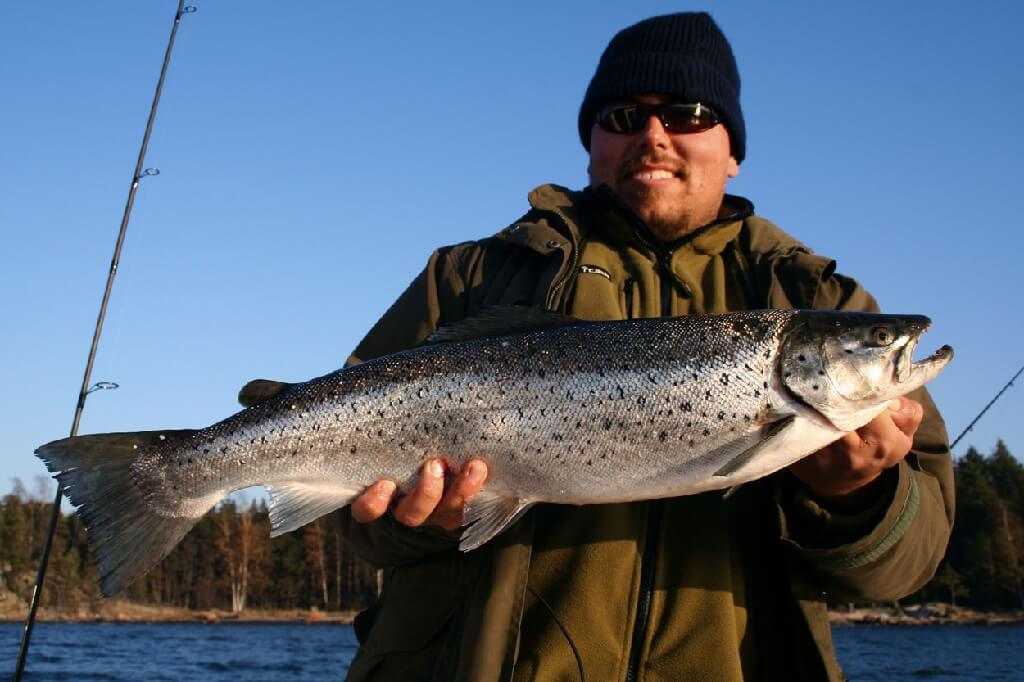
[611,153,724,242]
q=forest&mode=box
[1,440,1022,614]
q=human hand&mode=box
[351,458,489,531]
[788,397,923,502]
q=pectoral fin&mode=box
[459,490,533,551]
[266,481,359,536]
[712,415,796,478]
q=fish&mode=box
[35,307,952,596]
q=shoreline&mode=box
[828,603,1024,626]
[3,601,1022,626]
[0,600,357,625]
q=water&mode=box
[2,622,1021,680]
[831,624,1024,681]
[1,622,358,681]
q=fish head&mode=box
[780,312,953,432]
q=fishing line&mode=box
[527,585,586,682]
[13,3,196,679]
[950,363,1024,451]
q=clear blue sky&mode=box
[3,1,1023,493]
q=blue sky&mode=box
[2,1,1023,493]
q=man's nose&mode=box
[638,112,671,148]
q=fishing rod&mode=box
[12,2,196,679]
[950,363,1024,451]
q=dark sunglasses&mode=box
[595,101,720,135]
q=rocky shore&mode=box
[828,603,1024,626]
[3,600,1022,626]
[0,600,357,624]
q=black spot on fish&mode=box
[720,374,729,385]
[717,411,725,421]
[658,431,668,442]
[682,401,693,413]
[812,384,819,391]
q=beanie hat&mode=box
[578,12,746,162]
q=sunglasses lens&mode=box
[596,103,719,135]
[597,104,643,134]
[660,104,719,133]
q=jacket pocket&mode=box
[346,553,474,682]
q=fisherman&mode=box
[274,12,955,681]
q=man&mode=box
[246,12,954,681]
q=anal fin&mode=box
[459,490,533,551]
[266,481,359,536]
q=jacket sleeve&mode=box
[773,254,956,602]
[337,246,473,567]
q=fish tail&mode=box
[35,430,203,597]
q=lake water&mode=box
[2,622,1022,680]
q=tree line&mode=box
[2,439,1023,613]
[0,483,379,613]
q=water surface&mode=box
[2,621,1021,680]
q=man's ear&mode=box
[727,156,740,179]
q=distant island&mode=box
[3,440,1022,624]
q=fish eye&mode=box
[870,326,894,346]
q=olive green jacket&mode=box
[339,185,954,681]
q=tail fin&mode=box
[35,430,203,597]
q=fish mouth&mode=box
[896,332,954,386]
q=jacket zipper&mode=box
[546,207,583,310]
[625,261,674,682]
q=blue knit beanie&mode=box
[578,12,746,162]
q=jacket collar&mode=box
[580,184,754,256]
[498,183,754,259]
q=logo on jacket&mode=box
[579,264,612,280]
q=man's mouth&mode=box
[632,169,676,181]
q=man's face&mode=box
[588,94,740,241]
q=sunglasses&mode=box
[595,101,720,136]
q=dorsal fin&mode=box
[424,306,580,345]
[238,379,291,407]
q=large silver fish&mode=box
[36,308,952,596]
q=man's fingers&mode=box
[393,459,445,527]
[858,412,913,466]
[888,397,923,438]
[351,479,397,523]
[431,459,489,530]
